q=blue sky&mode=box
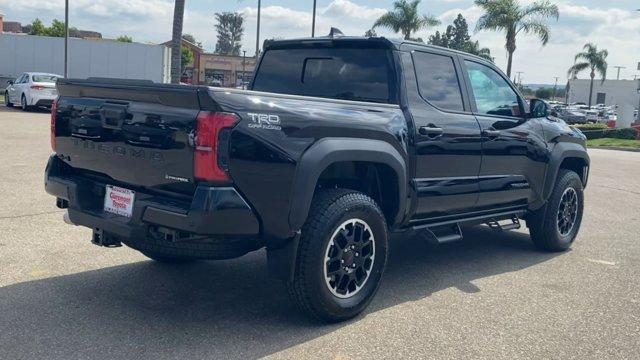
[1,1,639,83]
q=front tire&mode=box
[528,169,584,252]
[4,92,13,107]
[287,189,389,322]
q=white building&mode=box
[566,79,639,107]
[0,33,171,83]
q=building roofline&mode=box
[162,38,204,52]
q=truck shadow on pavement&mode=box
[0,226,561,359]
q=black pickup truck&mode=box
[46,36,589,322]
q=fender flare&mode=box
[288,138,407,231]
[541,142,590,202]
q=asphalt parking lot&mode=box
[0,105,639,359]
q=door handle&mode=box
[482,129,501,139]
[419,125,444,138]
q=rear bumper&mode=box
[44,155,260,239]
[29,93,56,107]
[34,99,54,107]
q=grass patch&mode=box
[587,138,640,149]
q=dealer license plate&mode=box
[103,185,135,218]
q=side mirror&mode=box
[529,98,549,118]
[7,80,14,85]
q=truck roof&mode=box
[263,36,490,63]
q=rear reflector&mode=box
[50,98,58,152]
[194,111,239,182]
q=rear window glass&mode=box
[32,75,58,83]
[252,48,395,104]
[413,52,464,111]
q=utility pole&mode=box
[614,66,626,80]
[64,0,69,78]
[516,71,524,86]
[312,0,317,37]
[553,76,559,101]
[255,0,261,57]
[242,50,247,90]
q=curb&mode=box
[588,146,640,153]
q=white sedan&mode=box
[4,72,62,111]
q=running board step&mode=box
[423,223,463,244]
[486,215,521,231]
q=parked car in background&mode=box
[558,107,587,124]
[4,72,62,111]
[584,110,600,123]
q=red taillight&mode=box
[31,85,45,90]
[194,111,239,182]
[50,98,58,152]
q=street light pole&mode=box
[64,0,69,78]
[613,66,625,80]
[553,76,559,101]
[312,0,317,37]
[255,0,261,57]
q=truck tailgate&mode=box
[54,79,210,195]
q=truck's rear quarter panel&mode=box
[210,89,408,238]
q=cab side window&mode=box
[465,61,521,117]
[413,52,464,112]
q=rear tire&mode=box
[21,94,30,112]
[528,169,584,252]
[287,189,389,322]
[4,92,13,107]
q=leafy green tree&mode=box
[520,86,534,97]
[373,0,440,41]
[46,20,67,37]
[214,12,245,56]
[428,31,449,47]
[27,19,47,36]
[181,48,193,73]
[567,43,608,108]
[116,35,133,43]
[364,29,377,37]
[474,0,559,77]
[535,87,554,99]
[27,19,68,37]
[428,14,493,62]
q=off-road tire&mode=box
[287,189,389,322]
[528,169,584,252]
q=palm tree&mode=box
[567,43,608,109]
[373,0,440,41]
[474,0,559,77]
[170,0,186,84]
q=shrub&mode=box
[605,128,639,140]
[580,127,639,140]
[580,129,605,140]
[573,123,608,130]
